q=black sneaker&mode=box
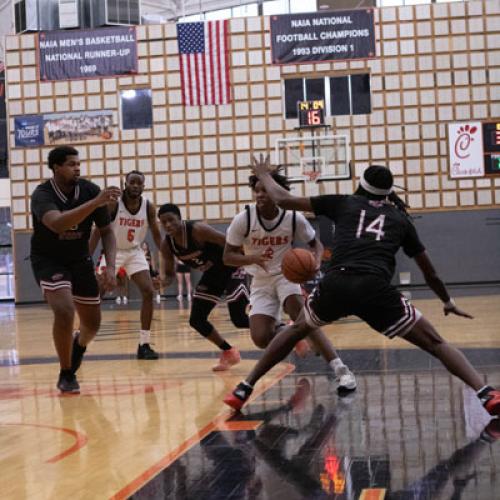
[224,382,253,411]
[137,343,159,360]
[57,370,80,394]
[71,331,87,374]
[480,419,500,444]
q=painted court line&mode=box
[110,362,295,500]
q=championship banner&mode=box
[448,122,484,178]
[270,10,375,65]
[38,26,137,81]
[14,111,114,148]
[14,115,45,147]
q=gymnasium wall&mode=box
[5,0,500,302]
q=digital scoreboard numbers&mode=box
[483,121,500,175]
[298,100,325,127]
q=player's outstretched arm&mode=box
[307,235,324,271]
[251,154,312,212]
[223,242,270,271]
[147,201,162,250]
[99,224,117,291]
[41,186,120,234]
[159,239,176,287]
[414,251,473,319]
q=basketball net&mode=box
[303,170,321,183]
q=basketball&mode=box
[282,248,317,284]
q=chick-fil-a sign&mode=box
[448,122,484,178]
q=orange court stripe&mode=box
[215,420,263,431]
[110,362,295,500]
[0,422,88,463]
[359,488,386,500]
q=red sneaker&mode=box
[212,347,241,372]
[481,419,500,443]
[223,382,253,411]
[482,389,500,417]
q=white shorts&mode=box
[115,247,149,277]
[249,274,302,320]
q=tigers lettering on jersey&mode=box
[251,235,289,247]
[112,198,149,250]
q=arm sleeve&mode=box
[31,188,59,221]
[310,195,345,219]
[294,212,316,243]
[226,212,247,247]
[401,221,426,258]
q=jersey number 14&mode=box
[356,210,386,241]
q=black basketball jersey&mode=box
[166,221,224,270]
[310,194,425,281]
[31,178,110,261]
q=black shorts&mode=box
[31,255,100,305]
[193,265,249,304]
[176,263,190,274]
[304,270,421,339]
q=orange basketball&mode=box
[282,248,317,284]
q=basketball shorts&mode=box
[304,269,422,339]
[176,263,190,273]
[249,274,301,319]
[193,265,249,304]
[31,254,100,305]
[115,247,149,277]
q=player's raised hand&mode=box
[444,301,473,319]
[251,154,273,178]
[95,186,121,207]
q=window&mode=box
[263,0,290,15]
[290,0,317,13]
[205,8,231,20]
[120,89,153,130]
[284,74,371,119]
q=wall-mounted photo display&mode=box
[482,121,500,176]
[120,89,153,130]
[14,110,115,148]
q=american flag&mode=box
[177,20,231,106]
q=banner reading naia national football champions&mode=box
[270,9,375,65]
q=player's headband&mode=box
[360,174,393,196]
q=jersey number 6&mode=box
[356,210,386,241]
[127,228,135,242]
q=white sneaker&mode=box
[115,296,121,305]
[187,294,192,302]
[176,294,183,301]
[156,294,161,304]
[123,297,128,305]
[335,365,357,391]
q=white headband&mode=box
[360,175,393,196]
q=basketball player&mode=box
[224,157,500,417]
[30,146,120,393]
[223,170,356,391]
[90,170,162,359]
[158,203,249,371]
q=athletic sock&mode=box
[220,341,232,351]
[139,330,151,345]
[329,358,345,373]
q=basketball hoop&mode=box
[303,170,321,183]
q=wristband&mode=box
[443,298,455,309]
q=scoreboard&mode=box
[298,100,325,128]
[483,121,500,175]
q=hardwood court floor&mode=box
[1,292,499,499]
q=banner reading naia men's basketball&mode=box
[270,9,375,65]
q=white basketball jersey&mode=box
[230,205,313,279]
[112,197,149,250]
